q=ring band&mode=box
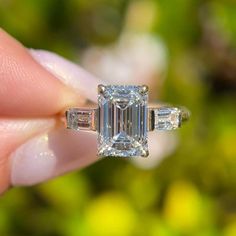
[65,106,190,132]
[64,85,190,157]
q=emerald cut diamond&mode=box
[65,85,190,158]
[98,85,148,157]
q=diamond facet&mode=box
[66,108,96,131]
[154,107,181,130]
[98,85,148,157]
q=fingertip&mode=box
[0,118,56,193]
[29,49,103,103]
[10,127,98,186]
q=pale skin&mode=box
[0,29,95,193]
[0,28,162,194]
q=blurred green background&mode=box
[1,0,236,235]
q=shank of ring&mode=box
[65,106,190,132]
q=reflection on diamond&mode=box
[154,107,181,130]
[112,132,132,150]
[98,85,148,157]
[66,108,94,131]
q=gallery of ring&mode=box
[65,85,190,158]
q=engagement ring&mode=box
[64,85,190,157]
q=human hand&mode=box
[0,29,170,194]
[0,29,104,194]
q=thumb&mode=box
[0,28,81,117]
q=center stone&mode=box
[98,85,148,157]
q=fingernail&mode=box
[11,134,57,186]
[11,127,97,186]
[29,49,103,103]
[0,118,55,192]
[0,118,55,158]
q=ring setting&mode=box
[65,85,190,158]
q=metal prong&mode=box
[141,150,149,158]
[65,110,71,129]
[148,109,155,131]
[140,85,149,95]
[98,84,106,94]
[180,108,191,123]
[65,110,68,119]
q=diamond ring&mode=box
[64,85,190,158]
